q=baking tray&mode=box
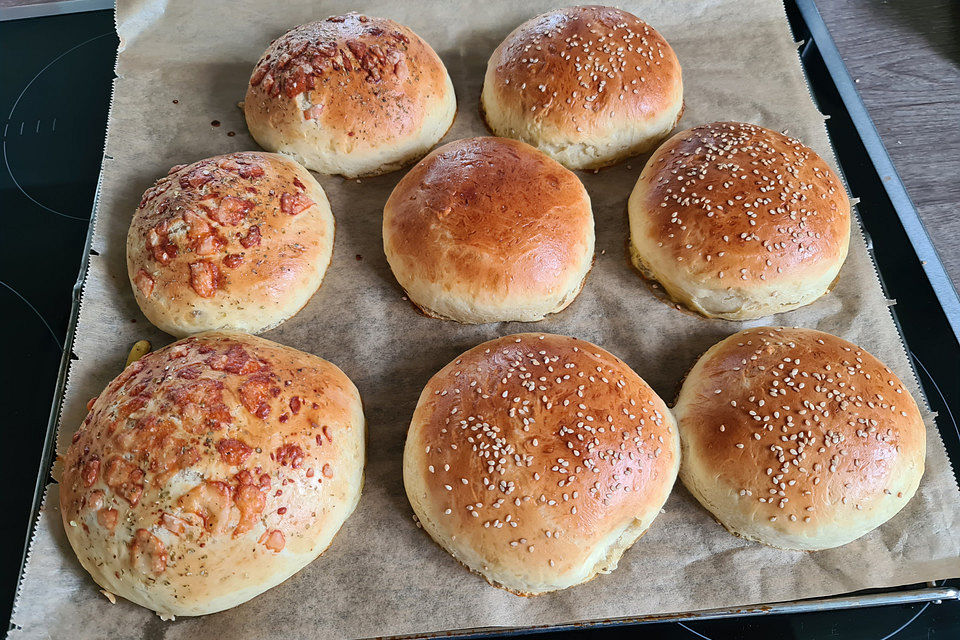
[10,0,960,636]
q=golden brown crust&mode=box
[404,333,679,594]
[243,13,456,178]
[481,5,683,169]
[628,122,851,320]
[126,152,334,337]
[383,137,594,323]
[675,327,925,550]
[59,332,365,616]
[635,122,849,280]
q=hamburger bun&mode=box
[674,327,925,550]
[383,137,594,323]
[59,331,365,616]
[481,5,683,170]
[127,151,334,337]
[404,333,679,594]
[628,122,851,320]
[244,13,456,178]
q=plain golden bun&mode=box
[244,13,456,178]
[59,332,365,617]
[674,327,925,551]
[383,137,594,323]
[127,152,334,337]
[481,5,683,170]
[404,333,679,595]
[628,122,851,320]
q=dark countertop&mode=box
[817,0,960,288]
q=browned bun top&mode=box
[675,327,925,550]
[634,122,850,284]
[59,332,364,616]
[246,13,451,152]
[126,151,333,336]
[486,5,681,135]
[404,333,679,594]
[383,137,593,320]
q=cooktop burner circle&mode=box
[675,592,936,640]
[3,31,114,221]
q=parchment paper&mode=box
[10,1,960,638]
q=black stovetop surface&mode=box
[1,8,958,640]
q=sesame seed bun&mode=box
[383,137,594,324]
[243,13,456,179]
[403,333,679,595]
[674,327,925,551]
[480,6,683,170]
[59,332,365,616]
[127,152,334,337]
[628,122,851,320]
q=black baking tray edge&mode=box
[9,0,960,636]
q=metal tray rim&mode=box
[382,584,959,639]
